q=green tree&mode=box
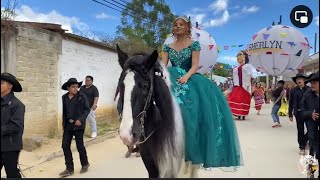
[212,62,232,77]
[1,0,18,20]
[117,0,175,50]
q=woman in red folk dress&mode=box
[253,82,265,115]
[227,50,255,120]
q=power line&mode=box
[91,0,123,13]
[108,0,154,22]
[118,0,130,5]
[91,0,150,24]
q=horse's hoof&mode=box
[125,150,131,158]
[136,152,141,157]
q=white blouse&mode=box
[232,63,255,94]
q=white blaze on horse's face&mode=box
[119,71,135,145]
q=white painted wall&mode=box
[57,39,121,124]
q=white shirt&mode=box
[232,63,255,94]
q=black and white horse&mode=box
[116,45,198,178]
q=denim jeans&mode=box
[86,110,97,133]
[271,104,281,123]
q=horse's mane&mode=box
[152,72,176,153]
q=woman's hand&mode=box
[178,75,190,84]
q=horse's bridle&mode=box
[119,65,163,145]
[135,66,164,145]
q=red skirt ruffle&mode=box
[227,86,251,116]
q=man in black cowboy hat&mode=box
[300,71,319,178]
[60,78,90,177]
[288,73,310,155]
[1,72,25,178]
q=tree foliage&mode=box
[212,62,233,77]
[117,0,175,51]
[1,0,18,20]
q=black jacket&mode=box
[1,92,25,152]
[62,92,90,130]
[300,88,319,122]
[288,86,310,117]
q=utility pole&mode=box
[315,32,318,54]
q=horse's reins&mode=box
[135,68,159,145]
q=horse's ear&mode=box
[143,50,158,70]
[116,44,128,69]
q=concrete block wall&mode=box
[14,26,62,136]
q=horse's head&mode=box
[116,45,159,146]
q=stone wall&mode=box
[14,26,62,136]
[1,23,121,138]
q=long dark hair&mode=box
[240,50,249,64]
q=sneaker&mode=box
[272,122,280,128]
[299,149,305,155]
[80,163,90,174]
[91,132,97,138]
[59,169,74,177]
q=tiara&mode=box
[174,16,190,23]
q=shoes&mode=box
[91,132,97,138]
[80,163,90,174]
[272,122,281,128]
[242,116,245,120]
[59,169,74,177]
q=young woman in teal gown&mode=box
[161,16,243,170]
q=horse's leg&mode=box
[190,165,200,178]
[125,145,132,158]
[140,146,159,178]
[135,145,140,157]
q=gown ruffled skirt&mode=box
[168,67,243,169]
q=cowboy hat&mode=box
[1,72,23,92]
[61,78,83,90]
[292,73,308,83]
[306,71,319,83]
